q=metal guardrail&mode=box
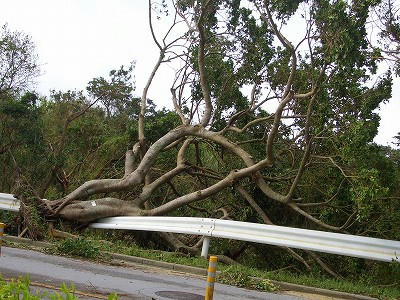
[90,216,400,263]
[1,193,399,262]
[0,193,20,212]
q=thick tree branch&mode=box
[148,158,272,215]
[134,138,192,206]
[124,142,141,177]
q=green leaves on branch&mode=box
[350,168,389,221]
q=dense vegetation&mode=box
[1,0,400,291]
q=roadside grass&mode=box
[217,265,278,292]
[45,238,102,260]
[88,238,210,269]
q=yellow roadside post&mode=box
[0,223,4,256]
[205,255,218,300]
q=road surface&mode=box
[0,246,303,299]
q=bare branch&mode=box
[148,0,162,50]
[197,1,213,127]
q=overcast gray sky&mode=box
[1,0,399,146]
[2,0,176,106]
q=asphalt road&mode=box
[0,246,303,300]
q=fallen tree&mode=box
[38,0,393,228]
[2,0,400,275]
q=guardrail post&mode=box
[0,223,4,257]
[201,236,210,258]
[205,255,217,300]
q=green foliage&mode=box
[269,0,303,18]
[51,238,100,259]
[0,24,40,95]
[0,276,118,300]
[87,62,138,118]
[0,276,79,300]
[47,283,79,300]
[0,276,42,299]
[314,0,373,68]
[0,211,18,236]
[0,93,47,193]
[218,264,279,292]
[351,168,388,221]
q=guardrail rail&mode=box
[90,216,400,262]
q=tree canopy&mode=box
[0,24,39,98]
